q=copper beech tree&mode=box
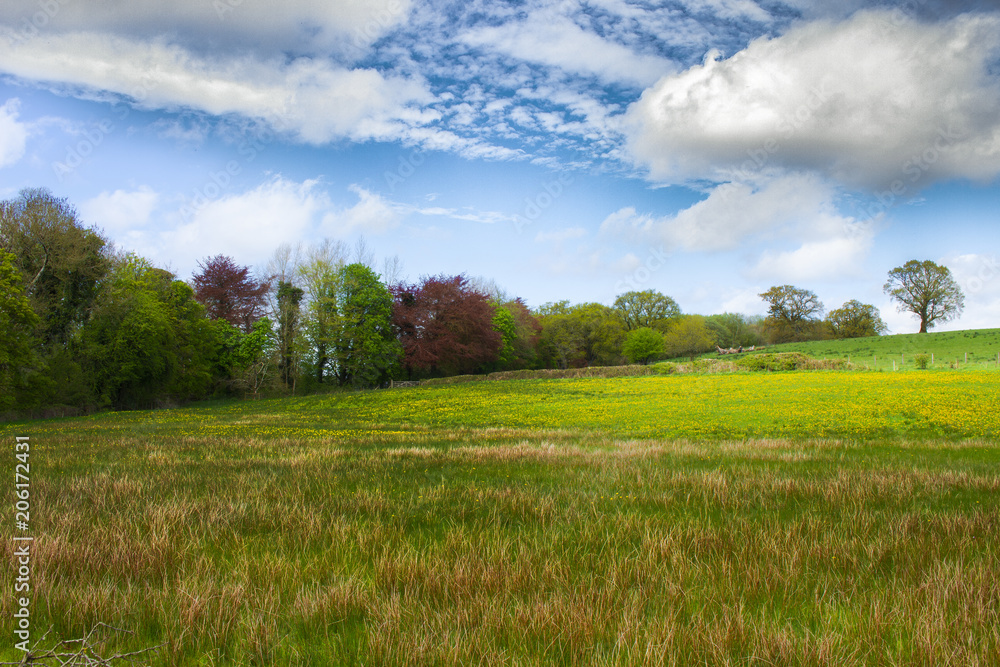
[191,254,270,333]
[392,275,502,378]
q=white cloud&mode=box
[79,187,159,234]
[411,205,517,225]
[0,30,434,146]
[601,173,855,252]
[322,184,402,235]
[462,9,675,88]
[0,98,28,168]
[176,178,322,264]
[626,10,1000,189]
[750,235,872,282]
[940,252,1000,331]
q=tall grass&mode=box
[2,376,998,664]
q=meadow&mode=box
[2,370,998,665]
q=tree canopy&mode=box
[392,275,501,378]
[613,290,681,332]
[759,285,825,343]
[826,300,888,338]
[192,254,270,333]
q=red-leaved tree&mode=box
[392,275,502,378]
[191,254,270,333]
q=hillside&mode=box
[702,328,1000,371]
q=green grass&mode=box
[2,373,998,665]
[702,328,1000,371]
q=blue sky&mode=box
[1,0,999,333]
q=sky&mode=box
[1,0,999,334]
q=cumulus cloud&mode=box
[0,98,28,168]
[167,178,325,267]
[79,187,159,234]
[749,235,872,282]
[625,10,1000,189]
[0,30,434,145]
[601,174,854,252]
[600,173,876,282]
[322,184,402,235]
[941,252,1000,330]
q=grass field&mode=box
[2,371,999,665]
[698,328,1000,371]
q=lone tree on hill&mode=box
[883,260,964,333]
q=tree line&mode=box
[0,189,965,415]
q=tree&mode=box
[0,251,38,411]
[297,240,348,385]
[826,300,888,338]
[392,275,502,378]
[759,285,825,343]
[191,254,270,333]
[536,302,625,369]
[884,260,964,333]
[705,312,765,349]
[81,255,178,409]
[332,263,401,388]
[622,327,664,365]
[663,315,716,360]
[613,290,681,331]
[494,299,541,370]
[232,318,276,398]
[0,188,110,349]
[275,281,304,390]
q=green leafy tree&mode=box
[884,260,964,333]
[705,313,765,349]
[492,305,519,370]
[536,302,625,369]
[495,299,541,370]
[663,315,716,360]
[82,255,177,409]
[0,188,109,350]
[826,300,888,338]
[622,327,664,365]
[759,285,825,343]
[333,263,401,388]
[0,252,38,411]
[233,318,276,398]
[613,290,681,332]
[298,241,347,384]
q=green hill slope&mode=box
[708,328,1000,371]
